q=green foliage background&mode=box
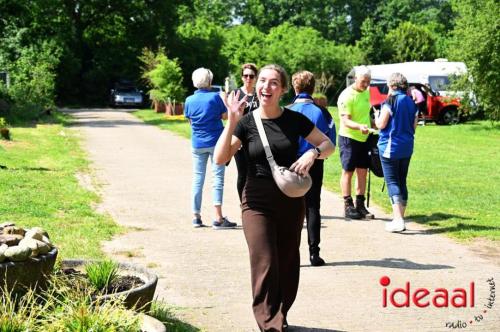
[0,0,498,120]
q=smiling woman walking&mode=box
[215,64,334,331]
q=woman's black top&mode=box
[237,88,260,115]
[233,108,314,179]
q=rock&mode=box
[19,238,50,257]
[29,227,49,239]
[0,222,16,231]
[41,235,53,247]
[24,228,44,241]
[0,234,24,246]
[0,244,8,263]
[3,226,25,236]
[4,245,32,262]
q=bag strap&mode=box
[252,110,278,168]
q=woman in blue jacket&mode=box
[375,73,417,232]
[288,70,336,266]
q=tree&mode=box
[447,0,500,121]
[145,53,186,106]
[262,23,363,101]
[175,17,229,92]
[234,0,384,44]
[220,24,266,75]
[385,22,437,63]
[356,18,392,64]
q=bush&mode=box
[144,52,186,104]
[0,22,61,122]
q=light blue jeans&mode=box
[191,146,225,214]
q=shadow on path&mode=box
[289,326,346,332]
[301,258,454,270]
[69,119,145,128]
[412,213,471,222]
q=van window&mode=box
[429,76,450,91]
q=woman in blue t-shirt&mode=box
[184,67,236,229]
[374,72,418,232]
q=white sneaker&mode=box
[385,219,405,232]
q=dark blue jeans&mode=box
[380,156,411,205]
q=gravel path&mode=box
[67,108,499,332]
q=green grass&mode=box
[133,110,191,139]
[132,108,500,241]
[149,301,201,332]
[0,112,122,259]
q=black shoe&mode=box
[310,254,325,266]
[345,205,362,219]
[357,204,374,219]
[283,318,289,330]
[355,196,374,219]
[344,196,362,220]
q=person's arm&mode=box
[214,91,247,165]
[289,127,334,175]
[375,104,391,129]
[341,114,369,134]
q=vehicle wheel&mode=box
[438,107,459,125]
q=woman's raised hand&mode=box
[220,90,247,123]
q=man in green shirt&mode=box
[337,66,375,220]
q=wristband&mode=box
[313,147,321,158]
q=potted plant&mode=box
[0,117,10,140]
[61,259,158,312]
[0,224,58,292]
[143,52,186,117]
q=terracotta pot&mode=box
[173,103,184,115]
[0,127,10,140]
[154,101,166,113]
[62,259,158,312]
[0,248,58,293]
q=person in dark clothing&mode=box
[234,63,259,201]
[288,70,336,267]
[214,64,334,331]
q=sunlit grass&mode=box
[0,112,122,259]
[133,109,191,139]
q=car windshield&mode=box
[116,87,138,93]
[429,76,450,91]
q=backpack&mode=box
[367,133,384,177]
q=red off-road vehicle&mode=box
[347,60,468,125]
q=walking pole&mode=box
[367,168,371,207]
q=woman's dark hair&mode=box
[241,63,258,76]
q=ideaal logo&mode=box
[380,276,474,308]
[379,276,496,329]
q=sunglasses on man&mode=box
[242,74,255,79]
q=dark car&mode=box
[110,81,144,107]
